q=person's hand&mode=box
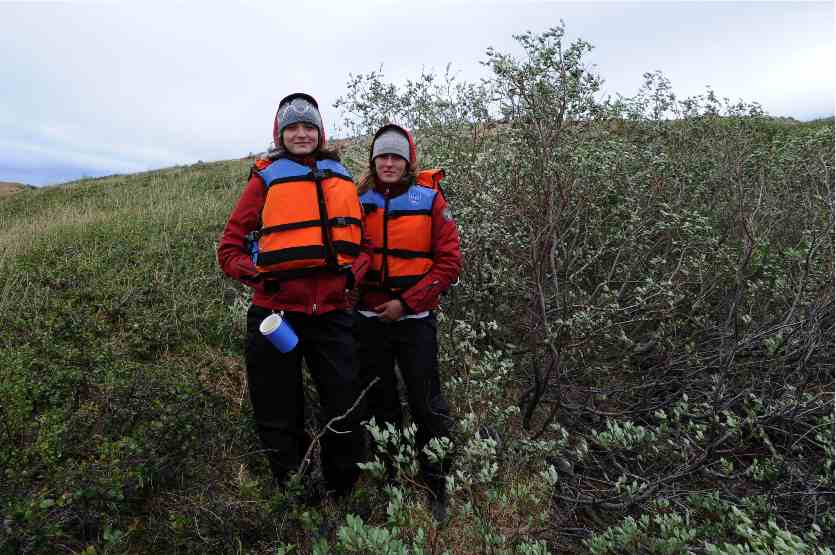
[346,288,359,307]
[374,300,405,323]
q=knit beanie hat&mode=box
[372,127,411,162]
[273,93,324,147]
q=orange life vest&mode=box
[360,181,438,291]
[252,158,362,279]
[415,168,445,193]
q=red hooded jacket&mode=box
[217,152,371,315]
[357,125,462,314]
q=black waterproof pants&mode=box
[354,312,452,488]
[245,304,365,495]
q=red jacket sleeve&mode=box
[217,174,264,284]
[399,192,462,313]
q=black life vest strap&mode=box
[386,209,432,218]
[333,240,361,257]
[360,271,429,292]
[257,240,361,267]
[363,269,382,284]
[372,247,432,260]
[256,245,326,267]
[259,265,330,282]
[384,274,427,290]
[312,170,339,270]
[260,216,361,236]
[329,216,362,228]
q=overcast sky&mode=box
[1,1,832,186]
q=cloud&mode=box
[1,1,832,186]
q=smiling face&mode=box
[282,123,319,155]
[374,154,408,184]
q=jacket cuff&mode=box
[240,273,262,285]
[396,294,414,315]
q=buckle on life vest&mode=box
[313,169,327,181]
[245,230,261,265]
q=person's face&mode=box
[282,123,319,155]
[374,154,407,184]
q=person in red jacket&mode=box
[217,93,370,499]
[355,124,462,520]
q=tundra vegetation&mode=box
[1,25,833,554]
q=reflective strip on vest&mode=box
[360,184,435,291]
[255,158,362,278]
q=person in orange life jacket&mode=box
[217,93,372,498]
[355,124,462,518]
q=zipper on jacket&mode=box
[313,303,318,314]
[382,187,390,287]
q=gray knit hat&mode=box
[372,129,410,161]
[273,93,324,146]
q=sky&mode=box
[0,1,833,187]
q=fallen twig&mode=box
[297,377,380,477]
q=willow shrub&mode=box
[336,23,834,553]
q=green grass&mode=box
[0,155,557,554]
[2,112,833,553]
[0,160,274,553]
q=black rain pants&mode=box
[245,304,365,495]
[354,312,452,489]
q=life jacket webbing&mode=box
[254,158,361,276]
[261,216,361,236]
[385,275,425,289]
[313,170,338,269]
[258,245,326,266]
[255,240,360,268]
[333,240,361,256]
[258,265,337,282]
[387,209,432,217]
[362,271,424,291]
[373,247,432,259]
[359,182,436,292]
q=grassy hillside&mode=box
[1,160,274,553]
[2,26,834,554]
[1,112,834,553]
[0,182,32,197]
[0,157,551,554]
[0,150,558,553]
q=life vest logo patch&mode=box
[408,190,422,205]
